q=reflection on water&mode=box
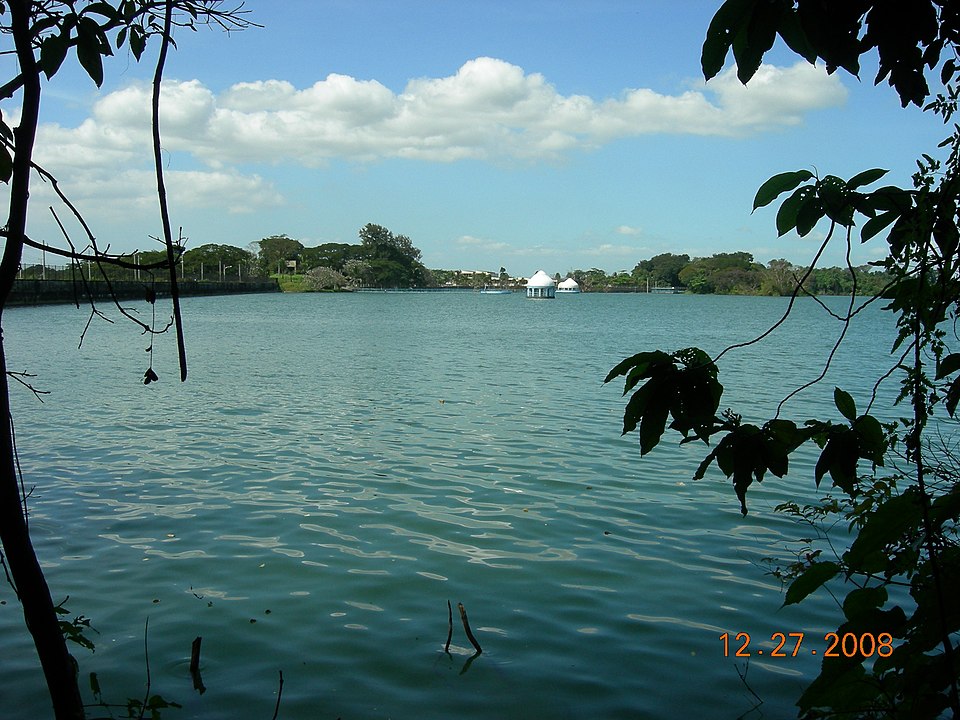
[1,293,895,719]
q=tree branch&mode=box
[152,0,187,381]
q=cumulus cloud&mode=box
[615,225,642,236]
[32,56,845,173]
[456,235,512,252]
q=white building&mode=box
[557,277,581,293]
[525,270,556,298]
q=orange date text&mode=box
[720,631,894,658]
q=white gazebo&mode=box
[525,270,556,298]
[557,277,581,294]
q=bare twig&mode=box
[5,370,49,402]
[772,226,859,418]
[138,617,152,720]
[457,602,482,654]
[271,670,284,720]
[732,659,763,719]
[712,222,836,367]
[444,600,453,655]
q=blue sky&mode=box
[3,1,948,277]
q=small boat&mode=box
[479,286,511,294]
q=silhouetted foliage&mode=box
[612,2,960,716]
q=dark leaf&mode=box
[603,350,669,385]
[936,352,960,380]
[798,658,871,713]
[845,490,923,570]
[947,377,960,416]
[0,145,11,184]
[734,0,781,84]
[81,1,120,21]
[846,168,888,190]
[39,34,70,80]
[130,27,146,60]
[865,185,912,213]
[621,380,654,436]
[701,0,759,82]
[930,486,960,525]
[76,35,105,86]
[783,561,840,607]
[834,387,857,422]
[815,433,857,492]
[860,210,899,243]
[841,586,888,625]
[754,170,814,211]
[852,415,886,465]
[776,185,813,236]
[639,390,670,456]
[776,9,817,63]
[795,195,825,236]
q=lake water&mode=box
[1,291,899,719]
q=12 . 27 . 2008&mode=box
[720,631,894,658]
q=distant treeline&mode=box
[558,252,893,296]
[20,236,891,297]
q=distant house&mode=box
[557,277,581,293]
[526,270,556,298]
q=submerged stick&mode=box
[457,602,482,654]
[445,600,453,654]
[271,670,284,720]
[190,636,205,695]
[189,636,202,675]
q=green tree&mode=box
[182,242,254,280]
[300,242,363,273]
[342,258,373,286]
[610,2,960,717]
[357,223,428,287]
[634,252,690,288]
[760,257,798,296]
[678,252,763,294]
[0,2,253,717]
[256,233,304,276]
[572,267,610,291]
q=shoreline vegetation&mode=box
[17,230,894,300]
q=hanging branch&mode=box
[151,0,187,382]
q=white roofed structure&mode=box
[557,277,581,293]
[525,270,556,298]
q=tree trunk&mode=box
[0,351,85,719]
[0,1,86,716]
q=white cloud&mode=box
[456,235,512,252]
[2,57,844,245]
[29,57,846,173]
[26,166,282,227]
[592,243,639,256]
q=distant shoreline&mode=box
[7,278,281,307]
